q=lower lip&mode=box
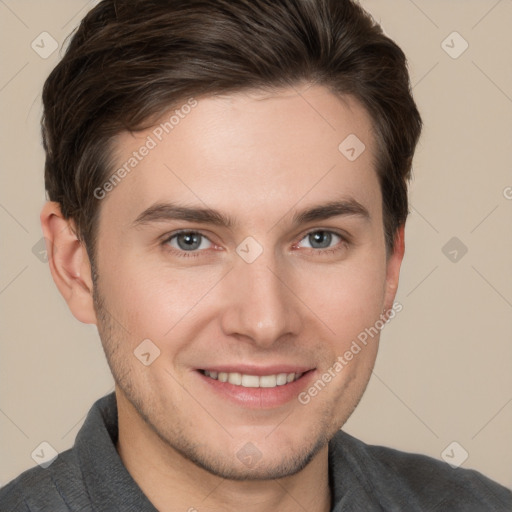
[196,370,316,409]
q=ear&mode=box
[40,201,98,324]
[383,223,405,312]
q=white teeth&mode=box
[228,372,242,385]
[203,370,302,388]
[259,375,277,387]
[241,374,260,388]
[276,373,288,386]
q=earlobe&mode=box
[40,201,98,325]
[384,224,405,311]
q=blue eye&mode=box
[161,229,348,260]
[165,231,213,252]
[298,231,343,250]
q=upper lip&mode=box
[197,365,314,376]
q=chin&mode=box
[169,434,329,481]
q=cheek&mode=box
[98,249,225,342]
[295,253,387,346]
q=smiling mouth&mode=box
[199,370,305,389]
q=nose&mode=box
[219,250,303,349]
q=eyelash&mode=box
[160,229,350,259]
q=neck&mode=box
[115,390,332,512]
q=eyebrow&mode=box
[131,198,370,229]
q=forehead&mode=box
[101,85,380,230]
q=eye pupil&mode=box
[177,232,201,250]
[309,231,332,249]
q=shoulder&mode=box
[0,448,91,512]
[329,430,512,511]
[369,441,512,509]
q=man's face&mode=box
[92,85,400,479]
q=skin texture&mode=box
[41,84,405,512]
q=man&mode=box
[1,0,511,510]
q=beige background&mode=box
[1,0,511,490]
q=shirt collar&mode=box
[75,392,158,511]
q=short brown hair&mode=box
[42,0,422,271]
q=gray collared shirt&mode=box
[1,393,511,511]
